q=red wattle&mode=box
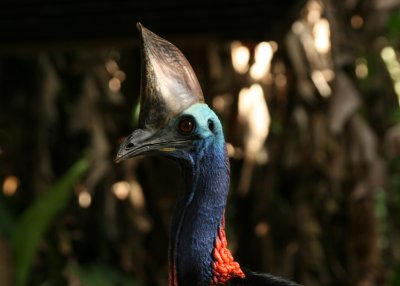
[210,218,245,285]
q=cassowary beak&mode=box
[114,128,193,163]
[115,23,204,163]
[115,129,155,163]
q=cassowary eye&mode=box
[178,118,195,135]
[208,119,214,132]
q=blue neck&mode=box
[169,142,230,286]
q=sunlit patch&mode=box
[105,55,126,93]
[313,18,330,54]
[351,14,364,29]
[288,0,335,99]
[105,59,119,74]
[112,181,131,200]
[292,21,304,34]
[269,41,278,53]
[311,70,331,97]
[306,0,323,24]
[237,83,269,195]
[238,84,271,157]
[231,41,250,74]
[381,46,400,104]
[114,70,126,82]
[254,221,269,237]
[275,74,287,88]
[78,190,91,208]
[129,180,145,210]
[111,180,145,209]
[355,58,368,79]
[212,93,233,114]
[250,42,274,80]
[322,69,335,82]
[226,142,235,158]
[213,95,226,113]
[395,82,400,96]
[2,175,19,196]
[109,77,121,92]
[381,46,396,62]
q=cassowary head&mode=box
[115,23,224,163]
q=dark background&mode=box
[1,0,400,285]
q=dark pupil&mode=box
[180,120,193,133]
[208,120,214,131]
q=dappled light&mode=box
[313,18,330,54]
[112,181,131,200]
[78,189,92,208]
[238,84,270,157]
[231,41,250,74]
[2,176,19,197]
[249,42,274,80]
[381,46,400,102]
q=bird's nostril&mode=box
[126,142,135,149]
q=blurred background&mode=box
[1,0,400,285]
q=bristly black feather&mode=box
[227,269,301,286]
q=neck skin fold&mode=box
[169,143,230,286]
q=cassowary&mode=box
[115,23,300,286]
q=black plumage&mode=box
[228,270,299,286]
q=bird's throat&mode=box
[169,145,244,285]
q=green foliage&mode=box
[389,110,400,125]
[392,264,400,286]
[132,99,141,127]
[71,263,140,286]
[11,158,89,286]
[389,156,400,285]
[388,10,400,45]
[358,56,374,87]
[0,195,15,236]
[270,119,283,135]
[389,156,400,204]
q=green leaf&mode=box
[0,195,15,236]
[270,119,283,135]
[11,158,89,286]
[71,263,139,286]
[388,10,400,45]
[131,99,141,127]
[392,264,400,286]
